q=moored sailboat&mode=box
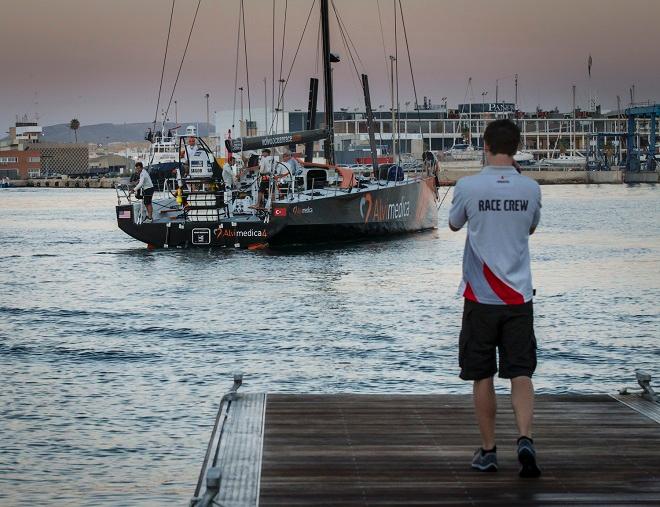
[115,0,439,249]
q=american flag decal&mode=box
[118,210,131,219]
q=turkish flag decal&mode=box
[273,207,287,217]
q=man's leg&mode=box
[473,376,496,450]
[511,375,534,438]
[147,203,153,220]
[511,377,541,478]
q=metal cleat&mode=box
[619,370,658,402]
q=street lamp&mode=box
[205,93,210,134]
[481,91,488,148]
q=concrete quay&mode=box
[9,177,123,189]
[438,167,625,185]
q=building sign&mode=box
[458,103,515,114]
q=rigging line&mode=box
[163,0,202,123]
[278,0,288,101]
[437,184,451,210]
[241,0,252,122]
[376,0,391,99]
[154,0,176,126]
[398,0,423,140]
[393,0,400,160]
[269,0,317,133]
[232,0,242,129]
[330,2,360,82]
[334,14,362,99]
[272,0,275,130]
[331,2,363,101]
[331,1,365,73]
[273,0,288,133]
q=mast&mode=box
[321,0,334,164]
[390,55,397,161]
[572,85,576,156]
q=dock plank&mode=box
[258,394,660,506]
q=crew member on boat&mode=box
[222,162,236,190]
[277,151,302,198]
[257,148,275,208]
[130,161,155,222]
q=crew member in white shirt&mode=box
[449,119,542,478]
[131,162,155,222]
[257,148,275,208]
[276,151,302,198]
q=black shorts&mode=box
[143,187,154,205]
[459,299,537,381]
[259,178,270,193]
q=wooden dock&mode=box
[192,392,660,506]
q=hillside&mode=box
[41,122,214,144]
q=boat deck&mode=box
[193,393,660,506]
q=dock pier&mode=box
[192,380,660,506]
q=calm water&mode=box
[1,185,659,505]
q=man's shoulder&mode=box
[455,173,485,192]
[516,173,541,192]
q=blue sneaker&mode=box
[517,437,541,478]
[471,447,498,472]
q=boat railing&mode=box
[114,182,133,205]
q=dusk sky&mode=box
[1,0,659,129]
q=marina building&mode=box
[215,104,652,164]
[1,119,89,178]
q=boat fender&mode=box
[176,187,183,205]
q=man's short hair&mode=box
[261,148,271,155]
[135,162,143,168]
[483,119,520,156]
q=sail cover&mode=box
[225,128,329,153]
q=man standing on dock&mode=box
[448,119,542,478]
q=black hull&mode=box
[116,176,438,249]
[268,177,438,245]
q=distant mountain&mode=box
[41,122,214,144]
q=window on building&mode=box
[431,121,443,134]
[0,169,19,179]
[0,157,18,164]
[29,157,41,163]
[28,169,41,178]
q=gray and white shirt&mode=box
[449,165,541,305]
[134,170,154,191]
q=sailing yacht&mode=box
[115,0,439,249]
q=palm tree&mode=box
[69,118,80,143]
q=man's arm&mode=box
[133,172,144,191]
[529,185,541,235]
[448,182,467,231]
